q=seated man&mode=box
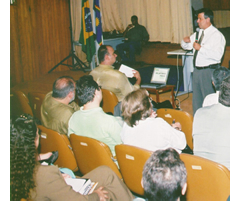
[90,44,141,115]
[202,66,230,107]
[41,76,79,135]
[193,75,230,170]
[116,15,149,63]
[68,75,123,156]
[142,148,187,201]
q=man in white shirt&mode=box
[181,8,226,115]
[193,75,230,170]
[203,66,230,107]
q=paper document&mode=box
[65,178,98,195]
[119,64,134,78]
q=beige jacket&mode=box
[90,64,140,102]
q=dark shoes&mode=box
[39,151,59,165]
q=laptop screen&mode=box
[150,67,170,84]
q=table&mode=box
[103,37,124,50]
[167,49,194,95]
[145,85,175,108]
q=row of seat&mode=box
[38,125,230,201]
[10,89,119,120]
[10,89,194,149]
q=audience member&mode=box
[116,15,149,63]
[68,75,122,156]
[90,45,141,115]
[202,66,230,107]
[121,89,186,153]
[10,114,134,201]
[181,8,226,115]
[193,75,230,170]
[142,148,187,201]
[41,76,79,135]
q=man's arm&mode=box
[181,33,196,50]
[123,24,134,37]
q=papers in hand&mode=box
[119,64,135,78]
[65,178,98,195]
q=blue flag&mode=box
[93,0,103,46]
[79,0,96,63]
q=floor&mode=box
[11,62,193,116]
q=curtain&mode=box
[70,0,193,63]
[213,10,230,28]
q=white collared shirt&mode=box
[181,25,226,67]
[202,91,219,107]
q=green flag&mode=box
[79,0,96,63]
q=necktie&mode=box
[193,30,204,66]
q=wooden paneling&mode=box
[203,0,230,10]
[10,0,72,86]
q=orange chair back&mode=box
[180,153,230,201]
[115,144,153,196]
[157,108,193,149]
[101,89,118,114]
[38,125,78,172]
[10,90,33,117]
[28,92,46,121]
[70,134,122,179]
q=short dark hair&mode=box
[52,76,76,99]
[142,148,187,201]
[212,66,230,91]
[131,15,138,22]
[197,8,214,25]
[98,45,110,63]
[76,75,101,105]
[219,75,230,107]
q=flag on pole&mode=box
[79,0,96,63]
[93,0,103,47]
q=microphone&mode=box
[195,27,200,43]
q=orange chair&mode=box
[38,125,78,172]
[10,90,33,117]
[180,153,230,201]
[70,134,122,179]
[115,144,153,196]
[157,108,194,150]
[101,88,118,114]
[28,92,46,121]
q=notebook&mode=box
[141,67,170,89]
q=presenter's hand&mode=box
[193,42,201,51]
[183,36,191,43]
[133,70,141,85]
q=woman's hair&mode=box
[10,114,38,201]
[121,89,152,127]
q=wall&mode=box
[10,0,72,87]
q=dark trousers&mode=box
[192,67,215,115]
[116,41,141,62]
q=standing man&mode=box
[181,8,226,115]
[90,45,141,115]
[116,15,149,63]
[41,76,80,135]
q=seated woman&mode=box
[10,114,134,201]
[121,89,186,153]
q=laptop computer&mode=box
[141,67,170,89]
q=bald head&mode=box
[52,76,76,99]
